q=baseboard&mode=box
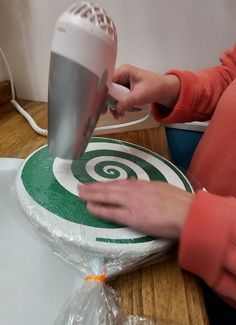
[0,80,11,105]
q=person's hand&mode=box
[110,64,180,118]
[78,180,193,239]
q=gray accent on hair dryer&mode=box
[48,52,108,160]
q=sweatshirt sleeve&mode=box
[152,44,236,123]
[179,191,236,307]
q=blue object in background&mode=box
[165,122,208,171]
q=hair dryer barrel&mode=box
[48,52,108,160]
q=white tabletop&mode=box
[0,159,83,325]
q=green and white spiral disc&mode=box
[16,137,193,259]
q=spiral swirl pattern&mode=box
[53,139,192,197]
[17,138,194,254]
[20,138,193,229]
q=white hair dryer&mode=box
[48,1,146,160]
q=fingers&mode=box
[112,65,134,114]
[110,109,124,120]
[115,88,141,113]
[112,65,149,114]
[116,86,149,114]
[78,179,193,239]
[112,64,134,85]
[101,105,108,115]
[78,180,148,227]
[79,181,135,225]
[79,179,142,197]
[86,201,129,224]
[78,181,129,206]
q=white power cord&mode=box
[0,45,150,136]
[95,113,150,131]
[0,46,48,136]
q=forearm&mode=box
[153,44,236,123]
[157,74,180,108]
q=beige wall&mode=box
[0,0,236,101]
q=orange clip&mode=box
[85,274,106,283]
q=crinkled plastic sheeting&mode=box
[15,138,194,324]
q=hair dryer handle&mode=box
[108,82,149,112]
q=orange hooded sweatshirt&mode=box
[152,44,236,307]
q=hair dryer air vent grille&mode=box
[69,1,117,44]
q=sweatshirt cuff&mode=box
[152,70,197,124]
[179,191,231,286]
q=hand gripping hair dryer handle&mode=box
[108,83,149,112]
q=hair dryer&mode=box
[48,1,143,160]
